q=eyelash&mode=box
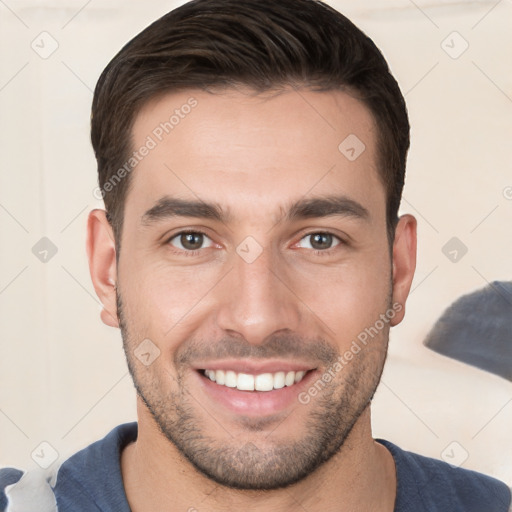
[165,230,209,257]
[165,230,346,257]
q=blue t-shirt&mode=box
[1,422,511,511]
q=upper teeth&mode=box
[203,369,307,391]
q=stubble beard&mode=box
[117,290,391,490]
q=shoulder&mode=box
[1,468,23,511]
[53,422,137,512]
[0,467,57,512]
[0,422,136,512]
[377,439,512,512]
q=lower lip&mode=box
[194,370,318,417]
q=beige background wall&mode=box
[1,0,511,484]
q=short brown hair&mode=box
[91,0,410,250]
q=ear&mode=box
[390,214,417,326]
[86,209,119,328]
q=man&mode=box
[1,0,510,510]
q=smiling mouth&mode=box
[199,369,311,392]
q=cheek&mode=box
[289,251,391,341]
[119,237,391,344]
[121,259,223,335]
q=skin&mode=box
[87,87,417,511]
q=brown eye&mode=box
[168,231,213,252]
[181,232,203,250]
[297,232,341,251]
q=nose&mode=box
[214,242,302,345]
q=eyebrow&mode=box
[140,194,370,226]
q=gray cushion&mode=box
[424,281,512,381]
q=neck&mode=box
[121,400,396,512]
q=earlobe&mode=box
[390,214,417,326]
[86,209,119,328]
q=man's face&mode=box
[112,87,401,489]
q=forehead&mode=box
[125,87,383,225]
